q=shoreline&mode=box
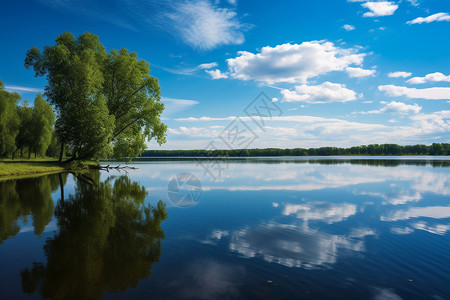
[0,160,98,181]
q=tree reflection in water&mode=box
[21,171,167,300]
[0,174,66,243]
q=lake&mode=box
[1,157,449,299]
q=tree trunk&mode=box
[20,148,23,158]
[59,173,64,203]
[58,143,65,163]
[65,151,77,163]
[28,149,31,159]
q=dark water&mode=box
[1,157,450,300]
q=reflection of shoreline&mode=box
[130,156,450,167]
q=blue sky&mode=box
[1,0,449,150]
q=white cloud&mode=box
[406,72,450,84]
[362,1,398,17]
[283,203,357,224]
[161,97,199,116]
[205,69,229,79]
[4,85,44,93]
[407,0,419,6]
[346,67,376,78]
[407,12,450,24]
[165,0,246,50]
[388,71,412,78]
[160,62,218,75]
[391,227,414,235]
[198,62,218,69]
[342,24,356,31]
[225,223,365,269]
[381,206,450,221]
[359,101,422,115]
[412,221,450,235]
[226,41,365,84]
[281,82,359,103]
[379,85,450,100]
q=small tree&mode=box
[29,94,55,157]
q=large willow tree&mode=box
[25,32,166,161]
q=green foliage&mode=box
[13,95,55,159]
[30,95,55,157]
[25,32,167,161]
[103,48,166,159]
[0,81,20,157]
[142,143,450,157]
[15,104,33,158]
[0,174,64,243]
[20,172,167,299]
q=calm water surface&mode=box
[1,157,450,299]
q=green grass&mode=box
[0,159,100,181]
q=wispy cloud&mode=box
[40,0,249,50]
[407,12,450,24]
[156,62,218,75]
[161,97,199,116]
[4,85,44,93]
[165,0,247,50]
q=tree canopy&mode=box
[25,32,166,161]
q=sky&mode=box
[1,0,449,150]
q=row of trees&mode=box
[0,82,55,159]
[0,32,167,161]
[142,143,450,157]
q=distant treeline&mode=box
[142,143,450,157]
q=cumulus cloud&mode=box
[378,85,450,100]
[407,12,450,24]
[205,69,229,79]
[388,71,412,78]
[281,82,359,103]
[226,41,366,84]
[165,0,246,50]
[346,67,376,78]
[342,24,356,31]
[406,72,450,84]
[362,1,398,17]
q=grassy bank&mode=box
[0,159,99,181]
